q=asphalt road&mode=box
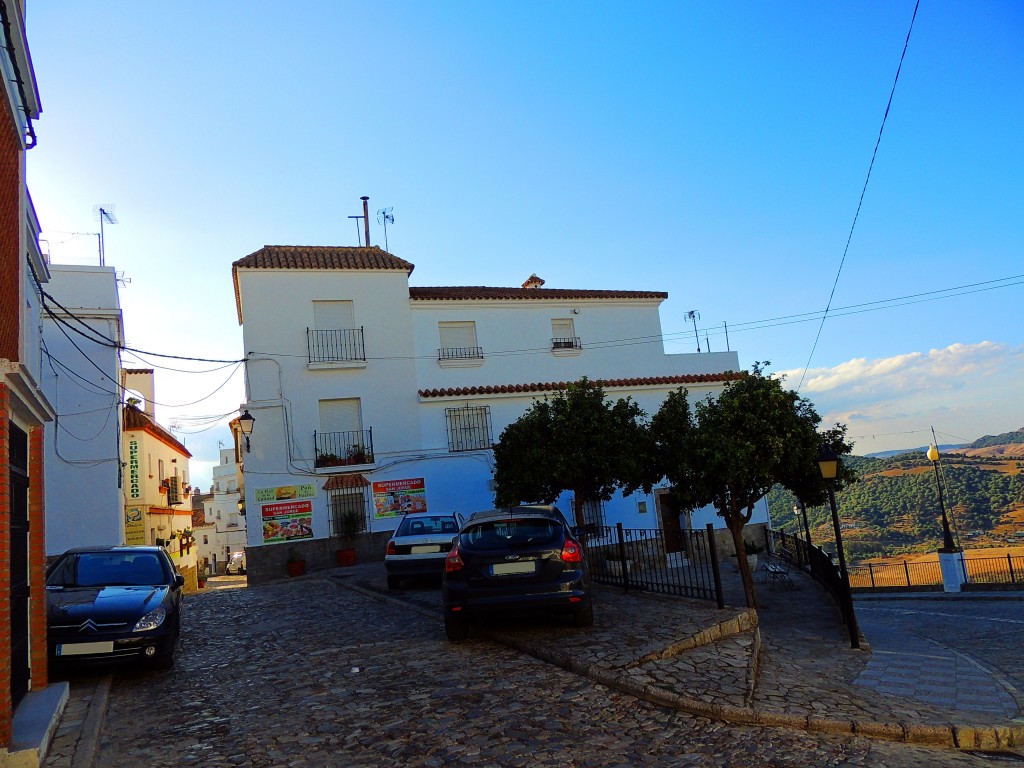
[51,573,1020,767]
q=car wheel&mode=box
[387,576,401,590]
[239,567,246,575]
[571,597,594,628]
[444,614,469,642]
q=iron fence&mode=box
[307,328,366,363]
[966,554,1024,585]
[584,523,724,606]
[847,553,1024,590]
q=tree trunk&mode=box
[572,493,587,528]
[727,517,758,610]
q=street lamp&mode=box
[926,444,957,552]
[817,445,860,649]
[238,410,255,453]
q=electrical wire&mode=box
[796,0,921,392]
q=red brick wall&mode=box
[29,425,47,688]
[0,384,12,746]
[0,101,20,362]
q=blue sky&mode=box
[25,2,1024,489]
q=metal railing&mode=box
[847,553,1024,590]
[551,336,582,350]
[307,328,366,363]
[585,523,724,606]
[314,429,374,468]
[438,346,484,361]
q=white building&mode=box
[197,446,246,574]
[233,245,766,580]
[41,264,125,555]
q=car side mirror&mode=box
[174,574,185,588]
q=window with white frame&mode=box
[309,300,364,362]
[445,405,493,452]
[551,318,580,350]
[438,321,482,361]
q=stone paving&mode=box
[41,566,1024,767]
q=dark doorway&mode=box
[8,421,30,709]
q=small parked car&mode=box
[384,512,463,589]
[46,546,185,670]
[225,550,247,575]
[441,505,593,641]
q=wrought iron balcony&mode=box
[307,327,366,363]
[551,336,582,350]
[438,346,484,361]
[314,429,374,468]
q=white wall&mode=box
[42,265,125,554]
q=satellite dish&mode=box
[376,207,394,251]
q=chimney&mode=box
[361,196,371,247]
[522,273,545,289]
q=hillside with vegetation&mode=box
[767,429,1024,563]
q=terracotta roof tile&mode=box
[409,286,667,301]
[323,473,371,490]
[123,405,192,457]
[417,372,739,399]
[233,245,415,274]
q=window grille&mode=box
[329,490,369,536]
[445,405,493,452]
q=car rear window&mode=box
[463,519,561,548]
[396,515,459,536]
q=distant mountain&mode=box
[768,434,1024,562]
[865,445,963,459]
[966,428,1024,449]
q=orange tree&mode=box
[492,378,655,527]
[651,363,847,609]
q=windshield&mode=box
[396,515,459,536]
[47,552,169,587]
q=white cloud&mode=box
[777,342,1024,454]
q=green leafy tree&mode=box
[652,363,839,609]
[492,378,656,526]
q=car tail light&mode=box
[561,538,583,563]
[386,540,397,556]
[445,543,464,573]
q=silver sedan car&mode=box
[385,513,463,589]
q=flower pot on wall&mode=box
[336,548,357,567]
[286,558,306,577]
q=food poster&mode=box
[124,507,145,545]
[372,478,427,519]
[261,500,314,543]
[255,484,317,503]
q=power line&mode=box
[796,0,921,392]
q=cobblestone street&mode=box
[42,570,1013,767]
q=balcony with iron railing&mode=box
[307,328,366,365]
[551,336,582,352]
[437,346,485,368]
[314,429,375,469]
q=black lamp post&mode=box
[238,410,255,453]
[817,445,860,649]
[926,444,957,552]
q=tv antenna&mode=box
[376,207,394,251]
[92,204,117,266]
[686,310,701,352]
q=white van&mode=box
[226,551,246,575]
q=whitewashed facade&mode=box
[41,264,125,555]
[233,246,766,573]
[197,447,246,573]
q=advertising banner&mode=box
[124,506,145,545]
[261,499,314,543]
[372,478,427,519]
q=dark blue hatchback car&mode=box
[441,506,592,641]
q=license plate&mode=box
[57,641,114,656]
[491,561,535,576]
[411,545,441,554]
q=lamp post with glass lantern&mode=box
[818,445,860,649]
[238,410,255,453]
[927,443,966,591]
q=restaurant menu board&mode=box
[261,500,314,543]
[373,478,427,519]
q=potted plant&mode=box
[316,452,343,468]
[336,508,362,567]
[346,444,370,465]
[732,541,764,570]
[286,548,306,577]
